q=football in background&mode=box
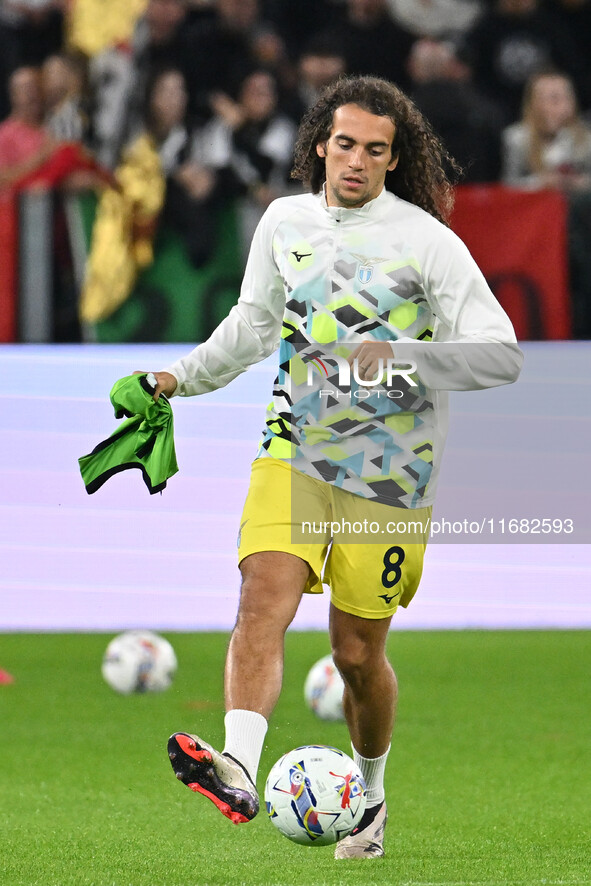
[304,655,345,720]
[102,630,177,694]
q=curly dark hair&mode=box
[291,75,462,225]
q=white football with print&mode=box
[102,630,177,694]
[264,744,366,846]
[304,655,345,721]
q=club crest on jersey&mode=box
[352,254,387,285]
[358,264,373,284]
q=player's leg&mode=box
[329,605,393,858]
[222,459,330,782]
[225,550,310,718]
[169,551,310,824]
[329,605,395,759]
[324,495,431,857]
[168,458,330,823]
[221,551,310,780]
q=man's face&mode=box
[10,68,44,125]
[316,103,398,208]
[147,0,185,42]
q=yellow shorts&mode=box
[237,457,431,620]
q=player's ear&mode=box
[316,141,327,159]
[387,151,399,173]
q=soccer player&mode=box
[148,75,522,859]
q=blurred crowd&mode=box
[2,0,591,336]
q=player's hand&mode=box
[347,342,394,381]
[133,370,178,400]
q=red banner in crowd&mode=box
[451,185,572,340]
[0,182,573,344]
[0,194,18,342]
[0,146,113,343]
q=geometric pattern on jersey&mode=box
[257,209,435,508]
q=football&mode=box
[304,655,345,721]
[264,745,366,846]
[101,630,177,694]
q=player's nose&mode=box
[347,146,364,168]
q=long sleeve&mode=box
[153,187,523,510]
[392,221,523,391]
[163,206,286,397]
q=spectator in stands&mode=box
[88,0,189,168]
[386,0,483,40]
[407,38,506,182]
[543,0,591,107]
[194,69,296,204]
[284,34,347,124]
[80,69,170,327]
[458,0,589,122]
[42,52,90,144]
[0,2,22,121]
[190,67,297,254]
[501,69,591,337]
[143,67,190,175]
[0,0,64,67]
[127,0,189,126]
[263,0,335,64]
[0,66,55,191]
[182,0,286,124]
[144,66,232,268]
[318,0,414,91]
[128,65,256,269]
[0,0,64,121]
[501,69,591,189]
[1,62,109,340]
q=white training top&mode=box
[165,187,522,508]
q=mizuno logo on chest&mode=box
[292,250,312,263]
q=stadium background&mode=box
[1,5,590,885]
[1,0,589,631]
[2,0,591,345]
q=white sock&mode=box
[352,744,391,807]
[222,709,268,783]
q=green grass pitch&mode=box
[1,630,589,886]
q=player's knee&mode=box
[234,582,286,632]
[332,638,378,691]
[234,577,299,636]
[236,551,307,632]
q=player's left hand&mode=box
[347,341,394,381]
[132,370,177,400]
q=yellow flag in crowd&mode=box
[80,134,166,324]
[67,0,148,56]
